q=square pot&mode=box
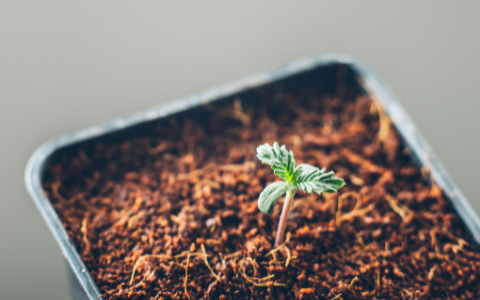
[25,54,480,299]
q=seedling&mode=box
[256,142,345,246]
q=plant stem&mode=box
[275,190,296,246]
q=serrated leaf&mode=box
[256,142,295,181]
[258,181,288,213]
[294,164,345,195]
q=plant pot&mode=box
[25,54,480,299]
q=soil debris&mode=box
[44,71,480,299]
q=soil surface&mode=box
[44,71,480,299]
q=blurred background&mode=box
[1,1,479,299]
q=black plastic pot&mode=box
[25,54,480,300]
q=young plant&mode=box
[257,142,346,246]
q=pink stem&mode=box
[275,190,296,246]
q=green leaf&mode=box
[256,142,295,182]
[258,181,288,213]
[294,164,345,195]
[256,142,345,214]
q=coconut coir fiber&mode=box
[44,71,480,299]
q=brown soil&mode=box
[43,67,480,299]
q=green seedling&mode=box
[256,142,345,246]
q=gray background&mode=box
[1,1,479,299]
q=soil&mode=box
[43,67,480,300]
